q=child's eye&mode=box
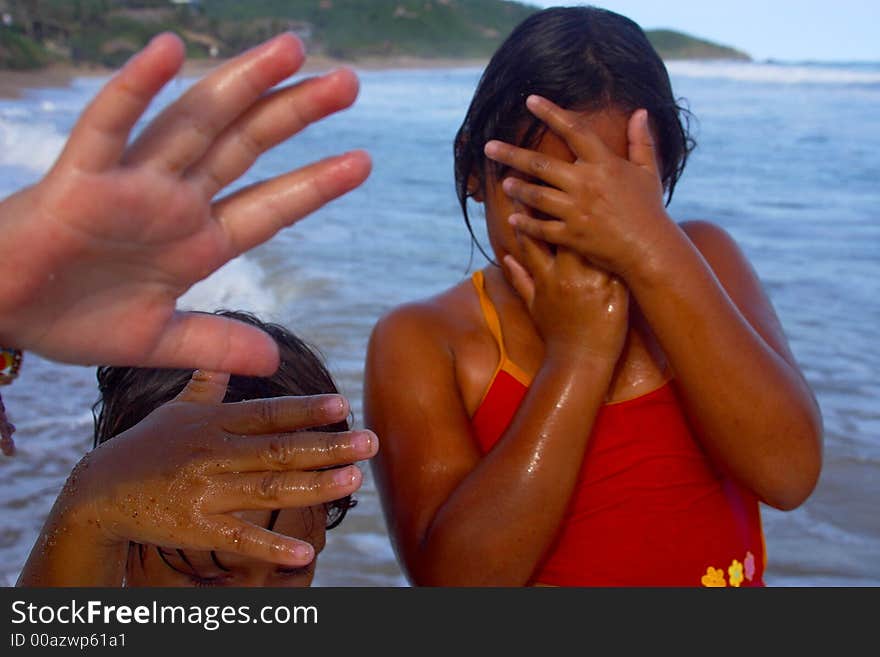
[276,564,312,579]
[190,574,231,587]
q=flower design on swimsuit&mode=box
[728,559,744,587]
[701,566,727,587]
[744,551,756,581]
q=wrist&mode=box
[58,457,126,551]
[624,216,692,290]
[543,343,622,374]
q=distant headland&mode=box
[0,0,750,73]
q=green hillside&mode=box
[648,29,749,60]
[0,0,751,70]
[202,0,537,59]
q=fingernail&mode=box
[333,466,359,486]
[319,395,347,418]
[350,431,374,455]
[291,542,314,562]
[502,178,516,193]
[484,141,500,156]
[526,94,547,110]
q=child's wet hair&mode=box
[454,6,696,261]
[91,309,356,531]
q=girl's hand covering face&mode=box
[483,95,671,281]
[66,370,377,567]
[503,236,629,364]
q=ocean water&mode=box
[1,59,878,587]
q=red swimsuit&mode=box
[470,271,766,587]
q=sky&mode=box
[526,0,879,62]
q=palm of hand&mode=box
[7,168,229,365]
[0,32,371,374]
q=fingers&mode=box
[503,255,535,308]
[189,67,361,197]
[55,33,185,173]
[208,515,317,566]
[213,149,371,256]
[509,213,570,248]
[123,33,305,172]
[483,140,577,191]
[211,429,377,473]
[139,312,280,376]
[501,177,577,221]
[174,370,231,404]
[207,465,363,513]
[526,94,613,163]
[515,230,553,278]
[627,109,661,177]
[606,275,631,316]
[220,394,350,435]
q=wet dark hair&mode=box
[454,5,696,262]
[92,309,356,533]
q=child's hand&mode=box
[62,370,377,567]
[484,95,671,281]
[0,33,370,375]
[504,234,628,365]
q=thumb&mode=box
[143,311,281,376]
[503,255,535,309]
[174,370,231,404]
[627,109,660,177]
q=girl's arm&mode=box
[17,475,130,586]
[484,96,822,510]
[624,218,822,509]
[18,371,373,586]
[366,245,628,586]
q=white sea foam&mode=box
[667,60,880,85]
[0,114,65,174]
[178,255,278,318]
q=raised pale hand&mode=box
[0,33,371,374]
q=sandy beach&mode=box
[0,54,487,100]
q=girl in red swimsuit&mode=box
[364,6,822,587]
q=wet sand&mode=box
[0,55,487,100]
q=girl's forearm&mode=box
[416,354,615,585]
[627,226,822,509]
[17,479,128,586]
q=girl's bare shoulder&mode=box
[368,277,483,355]
[678,219,768,289]
[679,219,744,262]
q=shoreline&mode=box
[0,55,488,100]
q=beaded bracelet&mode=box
[1,348,22,384]
[0,347,22,456]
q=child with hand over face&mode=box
[364,6,822,587]
[19,311,376,587]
